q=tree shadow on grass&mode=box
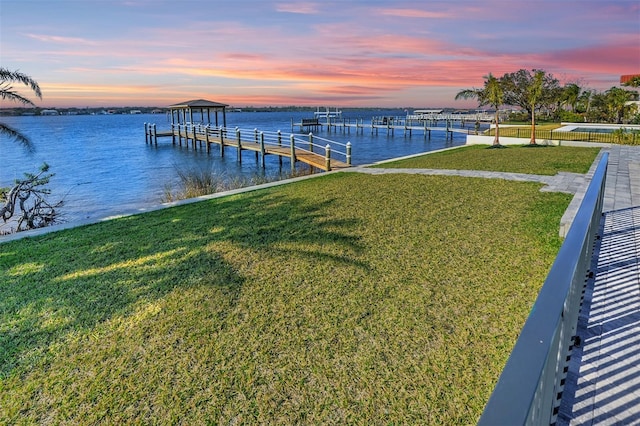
[0,188,366,378]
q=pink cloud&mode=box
[275,2,320,14]
[540,39,640,76]
[372,8,452,19]
[25,33,98,45]
[219,53,269,62]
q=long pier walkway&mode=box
[558,144,640,424]
[145,124,351,172]
[292,115,484,138]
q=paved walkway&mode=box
[558,145,640,425]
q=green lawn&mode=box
[374,144,600,175]
[1,167,574,423]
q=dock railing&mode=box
[478,152,609,425]
[174,124,352,171]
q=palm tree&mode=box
[456,73,504,146]
[1,68,42,151]
[562,83,581,112]
[604,86,636,123]
[577,90,594,115]
[528,70,545,145]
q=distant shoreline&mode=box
[0,106,478,117]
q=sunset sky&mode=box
[1,0,639,109]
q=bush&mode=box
[612,128,640,145]
[161,165,310,202]
[507,111,530,122]
[557,110,585,123]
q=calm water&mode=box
[1,110,468,224]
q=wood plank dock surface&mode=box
[144,123,352,172]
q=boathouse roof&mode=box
[169,99,229,109]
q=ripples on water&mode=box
[1,110,468,223]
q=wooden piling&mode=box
[290,134,296,173]
[277,130,283,167]
[219,126,225,157]
[205,125,210,153]
[325,144,331,171]
[260,132,266,168]
[236,128,242,163]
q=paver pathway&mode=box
[346,166,587,194]
[557,145,640,425]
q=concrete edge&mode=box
[0,170,333,244]
[466,134,612,148]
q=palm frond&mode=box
[0,123,35,153]
[0,67,42,101]
[0,83,37,106]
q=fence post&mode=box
[290,134,296,173]
[260,132,266,168]
[346,142,352,165]
[308,132,314,152]
[236,127,242,163]
[325,144,331,171]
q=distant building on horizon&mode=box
[620,74,640,85]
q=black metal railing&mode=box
[491,128,639,145]
[478,152,609,425]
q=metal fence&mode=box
[495,128,640,145]
[478,152,609,425]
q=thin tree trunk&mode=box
[530,108,536,144]
[493,110,500,145]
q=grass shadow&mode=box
[0,185,365,379]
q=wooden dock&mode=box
[144,123,351,172]
[292,112,491,137]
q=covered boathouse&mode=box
[169,99,229,127]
